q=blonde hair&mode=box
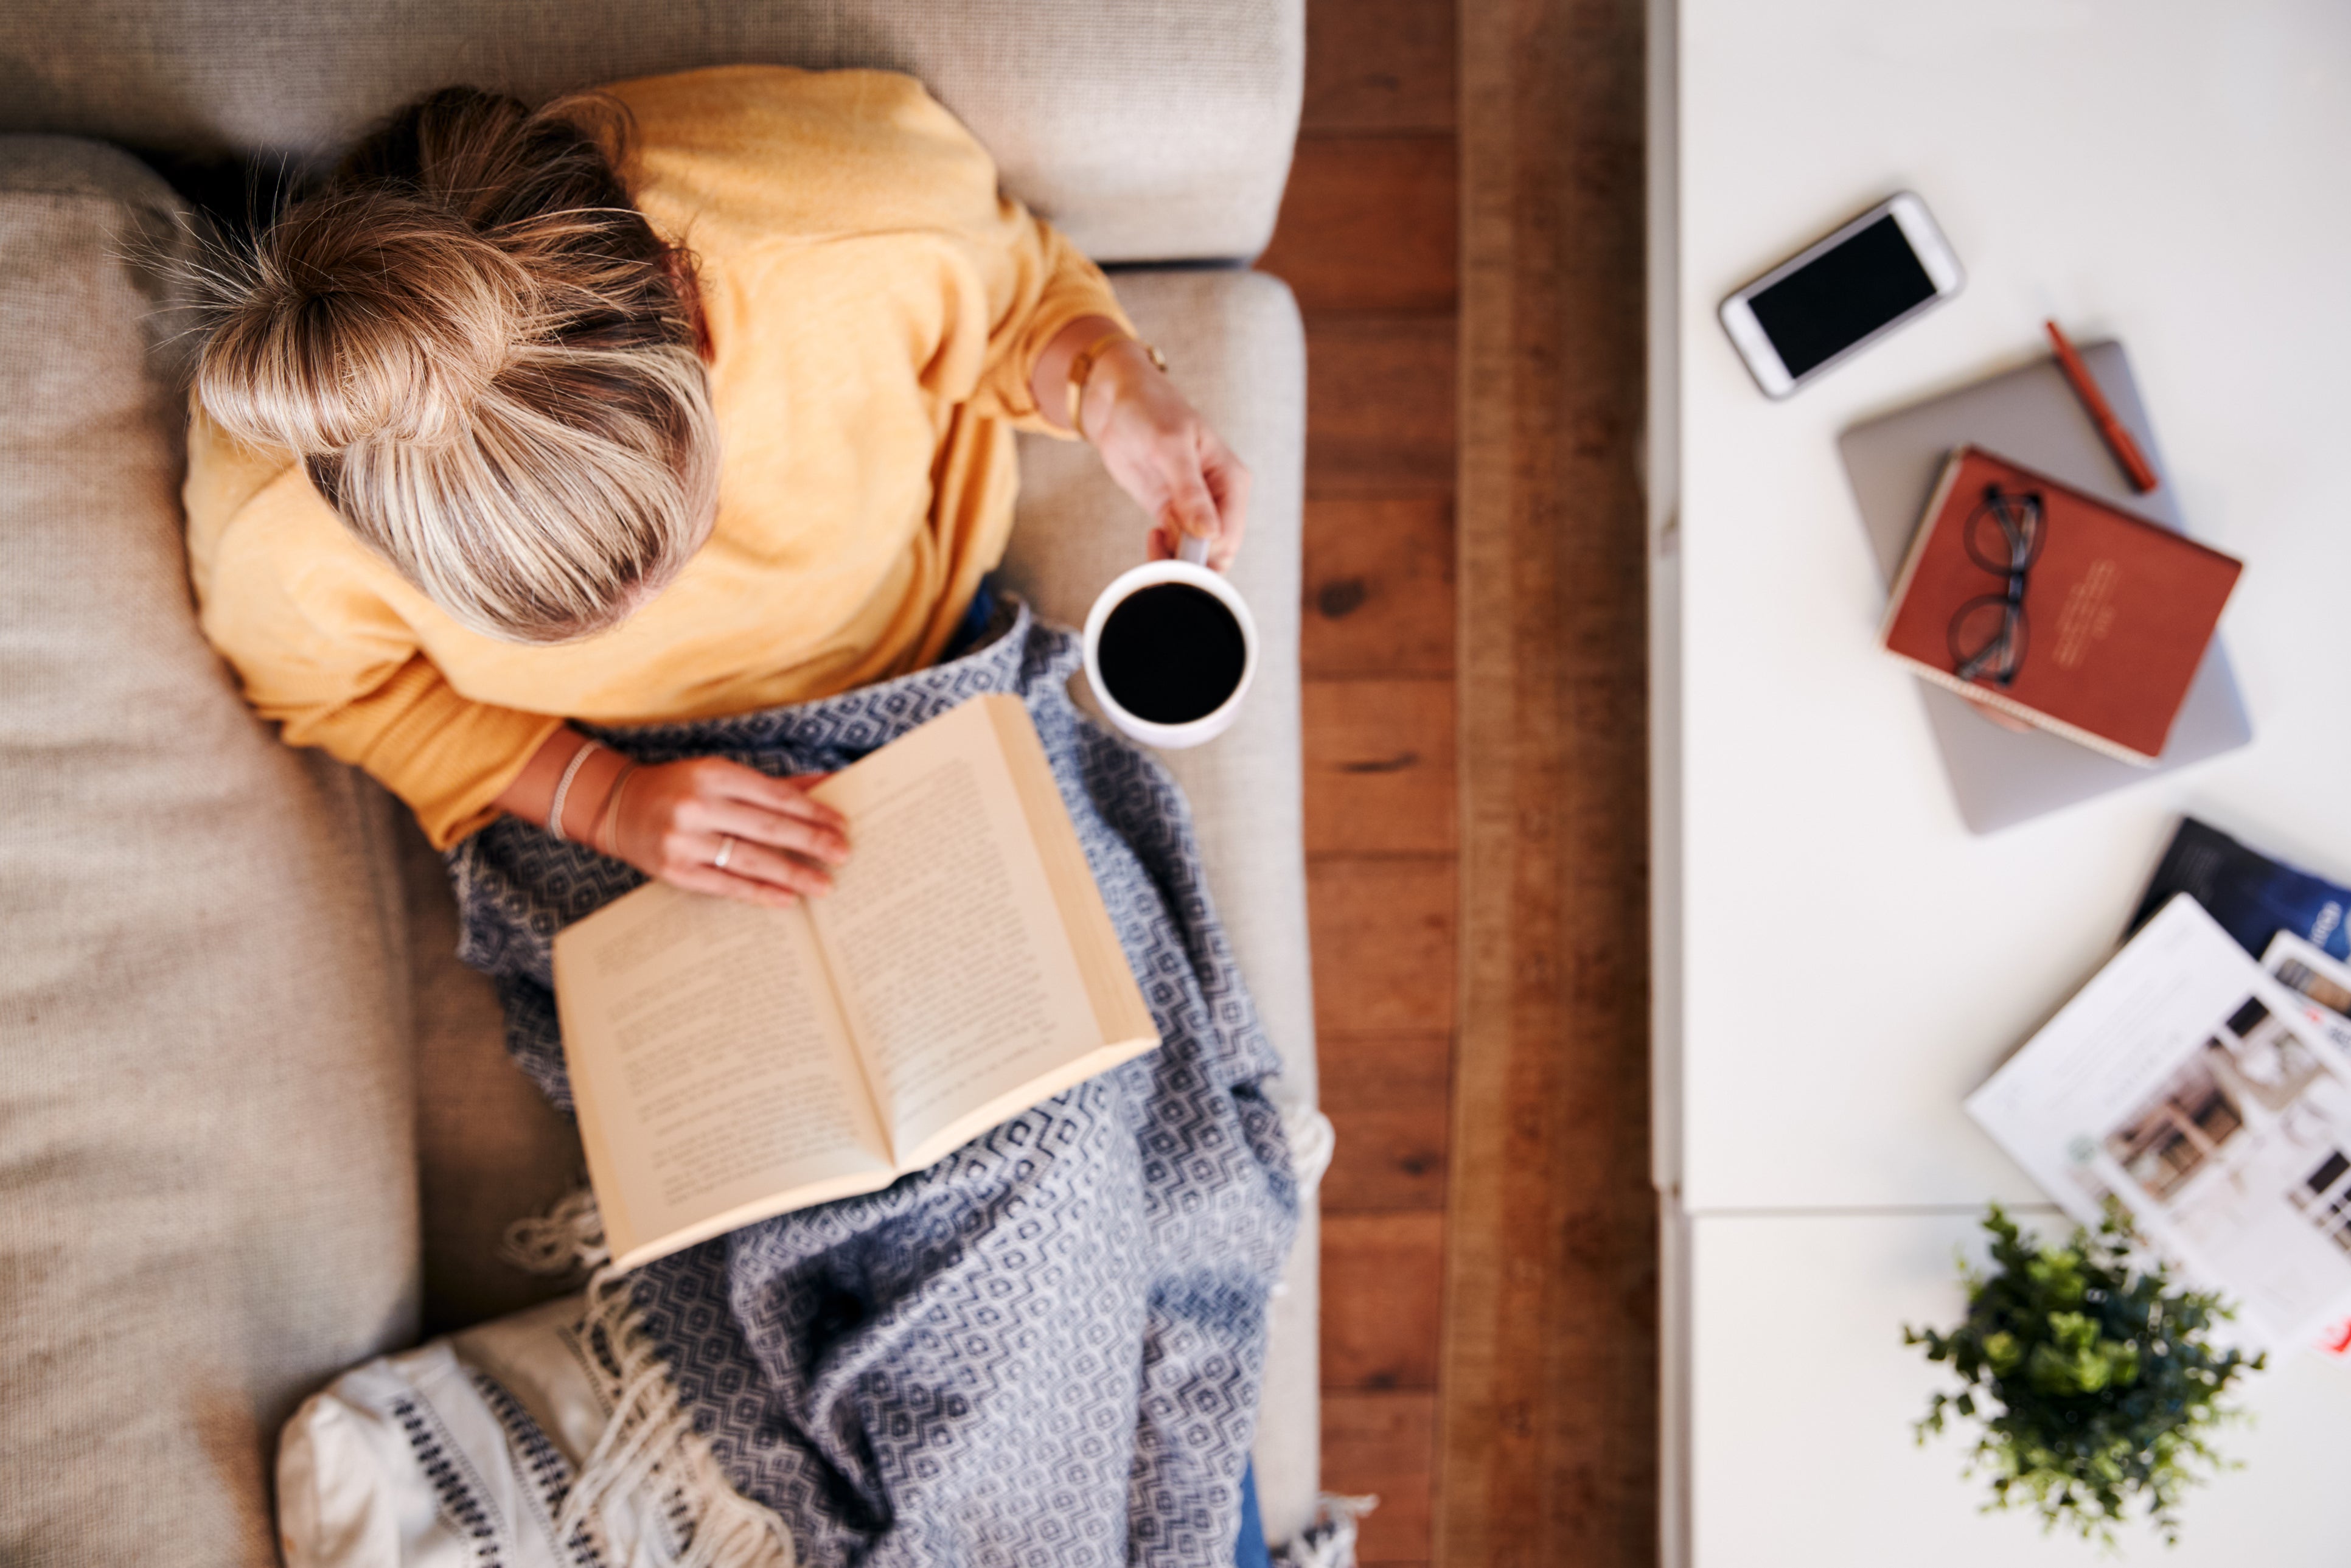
[194,88,717,644]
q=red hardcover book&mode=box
[1881,447,2242,764]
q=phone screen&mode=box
[1747,215,1936,378]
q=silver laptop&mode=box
[1837,340,2251,834]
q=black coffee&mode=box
[1096,583,1247,725]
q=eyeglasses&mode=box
[1946,484,2044,687]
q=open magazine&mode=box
[1968,894,2351,1348]
[2257,931,2351,1353]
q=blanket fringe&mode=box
[1271,1493,1378,1568]
[504,1191,798,1568]
[1282,1104,1336,1197]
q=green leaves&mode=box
[2024,1311,2139,1397]
[1901,1204,2265,1547]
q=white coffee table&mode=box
[1653,1,2351,1560]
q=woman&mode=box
[190,69,1294,1567]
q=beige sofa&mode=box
[0,5,1317,1563]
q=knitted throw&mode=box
[447,602,1300,1567]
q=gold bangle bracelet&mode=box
[1065,333,1168,439]
[596,761,640,860]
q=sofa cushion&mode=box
[0,137,419,1568]
[0,0,1301,264]
[398,805,587,1336]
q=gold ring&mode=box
[712,834,736,871]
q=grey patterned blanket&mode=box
[446,601,1299,1566]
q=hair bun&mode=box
[195,189,532,455]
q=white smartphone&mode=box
[1719,192,1963,398]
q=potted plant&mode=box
[1904,1203,2265,1547]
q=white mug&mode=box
[1081,534,1258,749]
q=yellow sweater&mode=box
[185,66,1129,848]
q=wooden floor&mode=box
[1260,4,1457,1562]
[1257,2,1656,1563]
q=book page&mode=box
[984,697,1160,1054]
[1968,895,2351,1345]
[554,881,893,1263]
[807,699,1113,1161]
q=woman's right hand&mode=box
[601,756,849,908]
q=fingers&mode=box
[655,762,851,866]
[609,754,855,907]
[1151,426,1227,575]
[694,755,846,831]
[702,797,850,868]
[1157,458,1221,555]
[664,859,800,910]
[1198,433,1251,571]
[660,823,837,908]
[1145,436,1250,571]
[670,763,849,896]
[1090,376,1251,571]
[711,834,837,898]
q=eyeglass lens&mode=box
[1947,484,2043,687]
[1963,486,2043,574]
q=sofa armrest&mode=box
[1000,267,1318,1545]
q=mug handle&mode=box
[1176,532,1212,567]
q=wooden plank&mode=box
[1324,1101,1449,1212]
[1322,1390,1438,1564]
[1308,858,1457,1036]
[1304,678,1457,857]
[1320,1033,1451,1212]
[1303,497,1457,679]
[1289,16,1470,1559]
[1323,1212,1446,1390]
[1305,317,1457,498]
[1319,1034,1451,1113]
[1260,138,1458,315]
[1440,0,1659,1563]
[1304,0,1458,134]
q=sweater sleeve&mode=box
[959,204,1135,436]
[270,652,565,850]
[185,417,565,848]
[869,75,1134,434]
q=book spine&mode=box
[1890,654,2161,766]
[1878,449,1971,644]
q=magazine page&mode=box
[1968,894,2351,1346]
[2263,930,2351,1038]
[2259,930,2351,1354]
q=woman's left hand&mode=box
[1073,338,1252,573]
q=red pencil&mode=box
[2045,319,2160,493]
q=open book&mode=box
[552,695,1158,1272]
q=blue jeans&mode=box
[1236,1461,1270,1568]
[941,575,1001,661]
